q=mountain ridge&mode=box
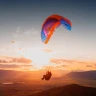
[28,84,96,96]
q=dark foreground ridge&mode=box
[29,84,96,96]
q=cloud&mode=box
[43,64,68,70]
[61,65,68,67]
[50,58,96,71]
[0,56,33,70]
[12,27,22,38]
[23,28,39,36]
[11,57,32,63]
[0,64,33,70]
[86,65,93,67]
[0,56,32,64]
[50,59,88,65]
[52,65,68,70]
[94,64,96,66]
[0,64,31,68]
[12,27,40,39]
[43,65,55,69]
[43,49,53,53]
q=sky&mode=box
[0,0,96,71]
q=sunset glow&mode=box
[23,48,51,69]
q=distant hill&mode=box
[64,70,96,80]
[29,84,96,96]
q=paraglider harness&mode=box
[41,71,52,80]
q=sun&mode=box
[32,50,50,69]
[22,48,51,69]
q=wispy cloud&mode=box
[0,56,33,70]
[50,59,88,65]
[50,58,96,71]
[43,63,68,70]
[12,27,40,40]
[0,56,32,64]
[94,64,96,66]
[86,65,93,67]
[0,64,32,68]
[43,49,53,53]
[0,64,33,71]
[54,65,68,69]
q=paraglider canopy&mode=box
[41,14,72,44]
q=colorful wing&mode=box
[41,14,72,44]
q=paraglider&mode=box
[41,71,52,80]
[41,14,72,44]
[41,14,72,81]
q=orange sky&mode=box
[0,49,96,72]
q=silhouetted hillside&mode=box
[29,84,96,96]
[65,70,96,80]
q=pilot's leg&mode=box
[41,75,45,80]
